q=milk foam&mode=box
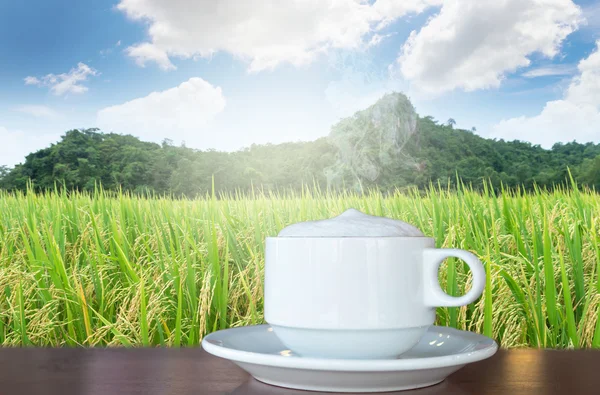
[277,208,424,237]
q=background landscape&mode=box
[1,0,599,350]
[2,93,599,195]
[0,92,599,349]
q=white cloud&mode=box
[0,127,60,167]
[493,41,600,147]
[521,64,577,78]
[372,0,442,29]
[25,63,99,96]
[13,105,60,119]
[24,76,40,85]
[96,77,225,142]
[367,33,396,48]
[117,0,440,72]
[125,43,176,71]
[397,0,582,95]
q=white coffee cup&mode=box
[264,209,486,360]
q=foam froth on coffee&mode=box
[277,208,424,237]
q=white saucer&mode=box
[201,324,498,393]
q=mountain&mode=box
[1,92,599,195]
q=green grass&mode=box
[0,181,599,348]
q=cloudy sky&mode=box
[1,0,600,167]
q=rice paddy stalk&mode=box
[0,181,598,348]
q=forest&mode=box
[1,92,599,196]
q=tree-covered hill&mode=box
[1,92,599,196]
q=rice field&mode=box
[0,181,599,348]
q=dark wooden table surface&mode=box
[0,348,597,394]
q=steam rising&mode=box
[324,92,418,191]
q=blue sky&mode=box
[1,0,600,167]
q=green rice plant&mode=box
[0,180,598,348]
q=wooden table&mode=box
[0,348,597,394]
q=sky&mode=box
[1,0,600,167]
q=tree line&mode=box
[1,93,599,196]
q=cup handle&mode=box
[422,249,486,307]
